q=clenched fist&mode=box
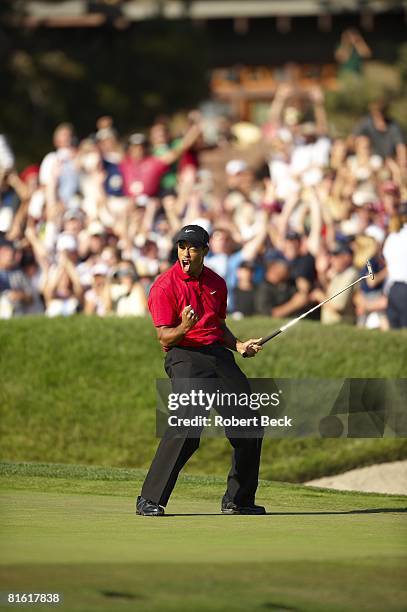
[181,304,199,332]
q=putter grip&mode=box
[242,328,282,358]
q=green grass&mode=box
[1,316,406,482]
[1,462,406,612]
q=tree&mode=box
[0,5,209,167]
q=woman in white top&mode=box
[383,203,407,328]
[113,265,148,317]
[84,263,112,316]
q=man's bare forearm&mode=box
[158,320,245,351]
[157,323,188,348]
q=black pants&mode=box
[387,282,407,329]
[141,345,263,507]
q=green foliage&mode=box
[326,57,407,137]
[397,42,407,88]
[1,316,406,482]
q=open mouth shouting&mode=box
[182,258,191,273]
[177,240,206,278]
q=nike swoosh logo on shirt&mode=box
[210,290,216,295]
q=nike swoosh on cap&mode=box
[185,229,195,233]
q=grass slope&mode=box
[1,462,406,612]
[1,317,406,481]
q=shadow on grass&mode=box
[160,507,407,517]
[101,590,143,600]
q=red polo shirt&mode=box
[120,155,169,197]
[148,261,227,350]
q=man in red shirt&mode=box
[120,124,201,198]
[137,225,265,516]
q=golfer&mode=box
[137,225,265,516]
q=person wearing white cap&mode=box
[56,233,78,253]
[224,159,262,211]
[84,262,112,316]
[53,233,81,280]
[62,209,84,245]
[44,246,83,318]
[112,263,148,317]
[225,159,248,176]
[225,160,250,205]
[87,221,105,237]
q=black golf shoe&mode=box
[136,495,165,516]
[221,497,266,515]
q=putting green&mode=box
[1,463,406,611]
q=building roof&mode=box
[20,0,407,23]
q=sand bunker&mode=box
[305,460,407,495]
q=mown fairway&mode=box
[1,463,406,612]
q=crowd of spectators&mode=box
[1,83,406,329]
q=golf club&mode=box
[242,260,374,357]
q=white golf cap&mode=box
[365,225,385,244]
[64,208,83,222]
[87,221,105,236]
[91,262,109,276]
[95,127,117,141]
[56,233,78,252]
[128,133,147,146]
[352,188,377,207]
[225,159,248,176]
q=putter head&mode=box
[366,260,375,281]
